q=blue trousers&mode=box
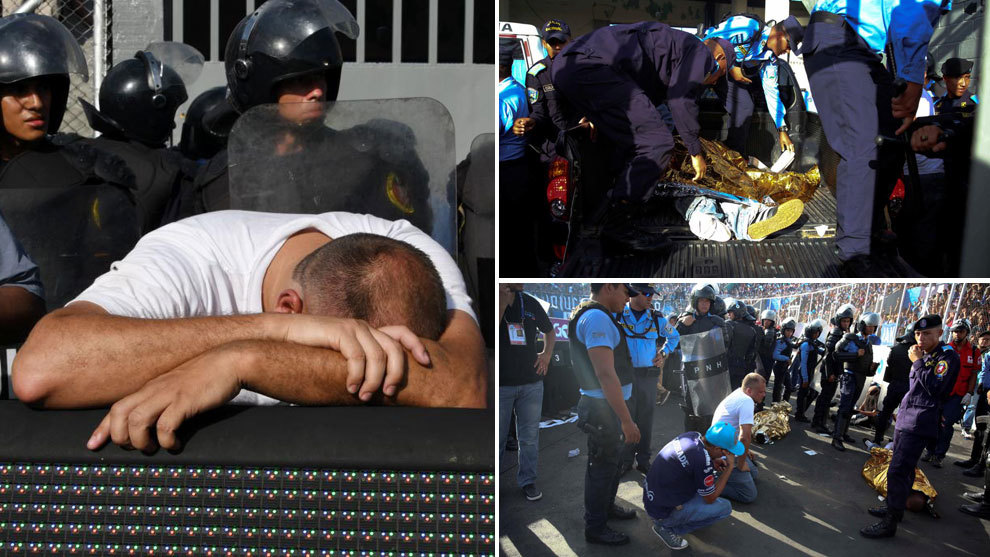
[802,20,902,260]
[928,394,964,458]
[656,494,732,535]
[577,395,627,532]
[834,372,866,440]
[888,429,931,512]
[719,456,758,503]
[552,58,675,202]
[499,381,545,488]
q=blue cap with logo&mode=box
[541,19,571,42]
[705,421,745,456]
[914,314,942,331]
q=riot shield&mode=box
[228,98,455,253]
[678,327,731,416]
[0,186,140,310]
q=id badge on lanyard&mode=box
[508,292,527,346]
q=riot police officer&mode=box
[676,284,732,428]
[771,318,797,403]
[812,304,856,434]
[861,315,959,538]
[868,323,916,447]
[724,299,757,390]
[792,319,827,422]
[745,305,763,377]
[75,48,196,232]
[757,309,777,380]
[832,312,882,451]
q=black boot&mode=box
[841,417,855,443]
[868,505,889,517]
[832,416,848,451]
[959,503,990,519]
[957,429,985,468]
[860,508,901,538]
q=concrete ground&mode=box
[499,393,990,556]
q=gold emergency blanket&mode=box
[664,137,821,203]
[862,447,938,500]
[753,401,792,442]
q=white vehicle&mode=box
[498,21,547,85]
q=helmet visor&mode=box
[0,14,89,84]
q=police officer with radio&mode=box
[812,304,856,434]
[619,283,679,475]
[801,1,949,275]
[832,312,882,451]
[868,323,916,448]
[862,314,959,538]
[725,299,757,390]
[703,14,804,156]
[570,283,641,545]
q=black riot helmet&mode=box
[896,322,917,344]
[690,283,718,313]
[712,296,727,318]
[726,298,747,319]
[224,0,360,114]
[746,305,758,322]
[82,50,193,147]
[0,13,89,134]
[180,86,235,160]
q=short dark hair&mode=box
[292,233,448,340]
[979,331,990,339]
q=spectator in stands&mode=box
[499,283,555,502]
[710,373,766,503]
[0,211,45,344]
[12,212,486,453]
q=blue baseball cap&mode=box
[705,422,745,456]
[541,19,571,42]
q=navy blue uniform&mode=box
[801,2,945,260]
[525,56,569,160]
[551,22,718,202]
[833,332,878,440]
[887,342,959,513]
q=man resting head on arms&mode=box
[12,210,486,453]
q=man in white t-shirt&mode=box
[710,372,766,503]
[12,210,486,452]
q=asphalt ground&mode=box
[499,391,990,556]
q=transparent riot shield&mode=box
[228,98,455,253]
[678,327,731,416]
[0,186,140,310]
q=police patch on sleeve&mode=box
[704,474,715,488]
[935,360,948,377]
[527,87,539,104]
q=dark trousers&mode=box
[894,172,946,276]
[729,363,748,391]
[928,394,964,458]
[499,157,540,276]
[968,386,990,463]
[755,354,773,411]
[771,360,790,402]
[795,382,812,417]
[834,372,867,439]
[813,372,839,427]
[874,380,908,443]
[577,395,627,532]
[887,429,931,512]
[803,20,902,260]
[629,368,658,468]
[552,57,675,202]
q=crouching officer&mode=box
[862,315,959,538]
[832,312,881,451]
[570,283,641,545]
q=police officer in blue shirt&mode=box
[771,318,797,403]
[831,311,882,451]
[801,0,950,276]
[704,14,804,156]
[499,39,539,277]
[862,314,959,537]
[551,22,734,203]
[569,283,641,545]
[619,283,679,475]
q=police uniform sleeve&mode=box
[773,338,788,361]
[834,333,859,362]
[524,63,552,140]
[667,38,711,156]
[887,0,944,84]
[0,212,44,300]
[800,342,813,382]
[759,61,787,130]
[577,309,621,350]
[660,319,680,355]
